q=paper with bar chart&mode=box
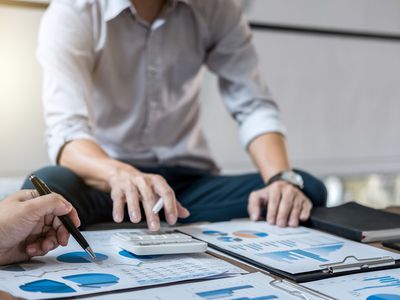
[180,221,400,274]
[82,272,323,300]
[0,229,245,299]
[302,268,400,299]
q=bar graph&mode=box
[195,284,278,300]
[233,230,269,238]
[196,284,252,299]
[366,294,400,300]
[354,275,400,292]
[202,230,228,236]
[260,249,328,263]
[259,243,344,263]
[303,269,400,299]
[217,236,243,242]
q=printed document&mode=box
[0,229,244,299]
[180,220,400,274]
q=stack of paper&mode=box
[0,229,244,299]
[180,221,400,276]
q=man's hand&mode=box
[0,190,80,266]
[0,291,24,300]
[108,165,190,231]
[59,139,190,232]
[247,181,312,227]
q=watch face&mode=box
[282,171,304,188]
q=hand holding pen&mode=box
[0,189,81,265]
[107,168,190,231]
[29,175,96,260]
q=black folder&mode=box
[308,202,400,242]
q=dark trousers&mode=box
[22,165,327,228]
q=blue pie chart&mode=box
[233,230,269,238]
[57,252,108,263]
[367,294,400,300]
[20,279,75,294]
[119,250,159,259]
[63,273,119,289]
[202,230,227,236]
[217,236,242,242]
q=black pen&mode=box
[29,175,96,260]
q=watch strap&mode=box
[266,171,304,190]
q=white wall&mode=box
[249,0,400,33]
[0,4,48,177]
[202,0,400,176]
[1,1,400,177]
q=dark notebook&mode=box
[308,202,400,242]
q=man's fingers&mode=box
[143,198,160,231]
[111,189,125,223]
[41,229,58,252]
[247,191,262,221]
[266,186,281,225]
[24,191,80,234]
[27,233,59,256]
[67,207,81,228]
[177,202,190,218]
[300,198,313,221]
[11,189,39,202]
[276,186,296,227]
[26,232,41,247]
[52,216,71,246]
[26,242,47,257]
[23,193,74,220]
[288,197,303,227]
[57,225,70,246]
[152,176,178,225]
[125,186,141,223]
[136,180,159,231]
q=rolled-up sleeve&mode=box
[205,0,286,149]
[37,0,96,163]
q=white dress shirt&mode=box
[38,0,286,170]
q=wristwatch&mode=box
[266,170,304,190]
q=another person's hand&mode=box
[247,181,312,227]
[0,190,80,266]
[0,291,25,300]
[108,165,190,231]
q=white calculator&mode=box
[111,231,208,255]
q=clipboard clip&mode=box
[320,255,395,274]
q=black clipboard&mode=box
[179,229,400,282]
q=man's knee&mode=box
[21,165,86,201]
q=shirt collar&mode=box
[103,0,131,22]
[103,0,190,22]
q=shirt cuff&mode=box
[47,132,96,164]
[239,107,287,149]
